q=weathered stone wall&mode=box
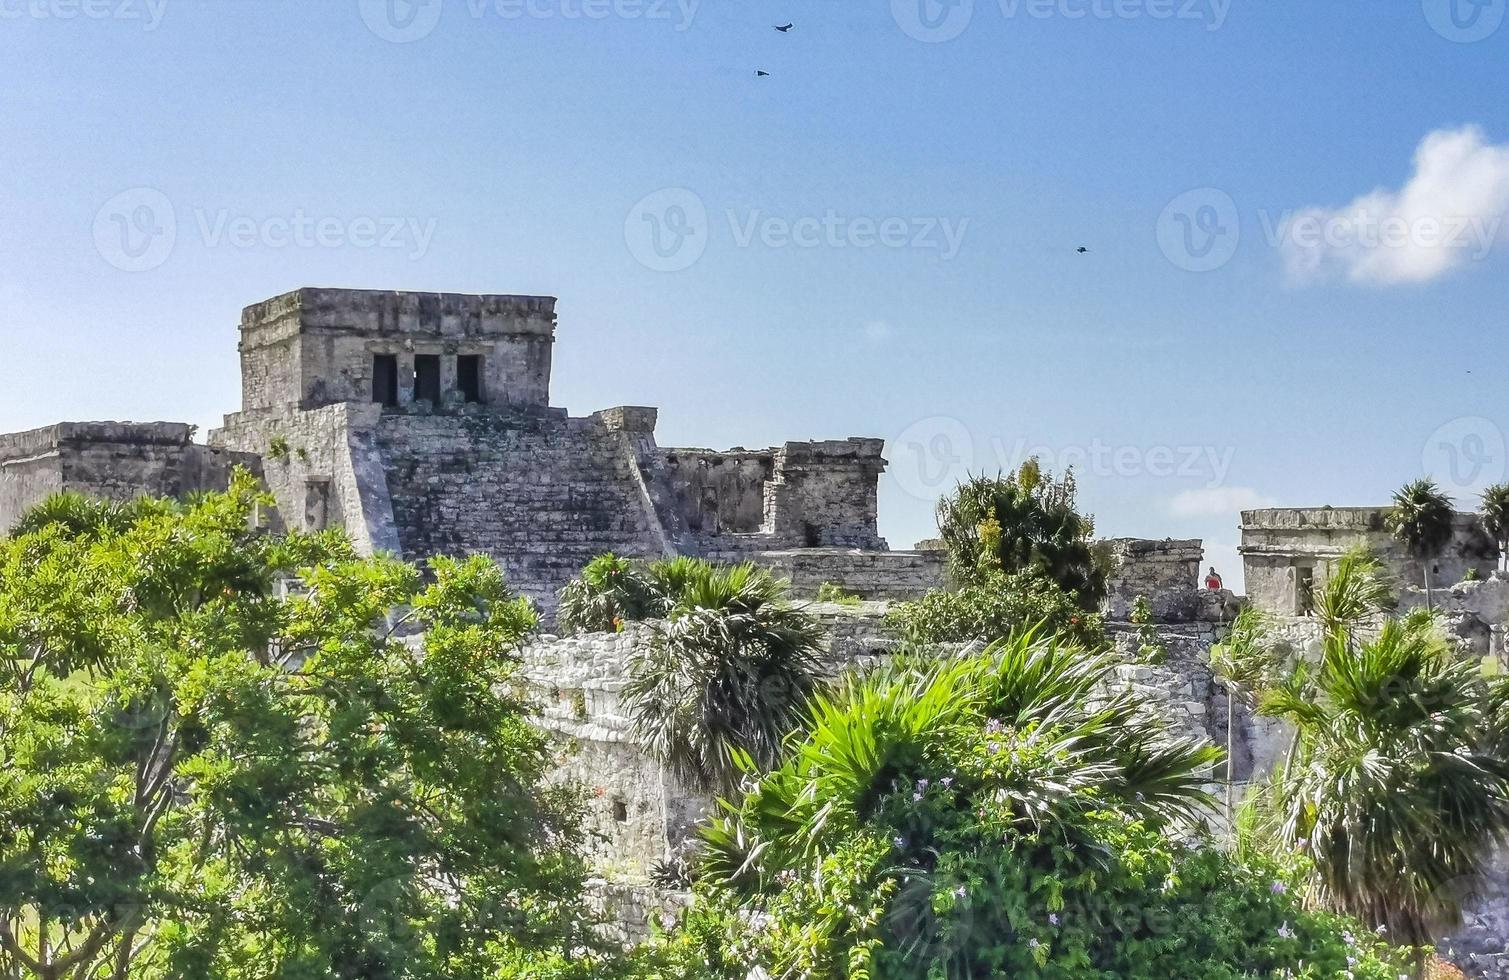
[763,439,887,550]
[377,412,669,613]
[1439,851,1509,980]
[238,288,558,413]
[653,448,774,539]
[211,403,400,554]
[1102,537,1203,620]
[519,626,710,883]
[0,422,260,530]
[1396,572,1509,660]
[1241,507,1498,615]
[731,548,948,601]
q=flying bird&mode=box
[1076,246,1090,254]
[774,23,793,32]
[755,70,771,76]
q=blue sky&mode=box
[3,0,1508,587]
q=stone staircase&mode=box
[376,413,666,614]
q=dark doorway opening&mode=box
[372,355,399,407]
[457,355,484,403]
[414,354,441,404]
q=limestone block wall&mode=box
[378,412,669,613]
[763,439,888,550]
[0,422,260,530]
[1102,537,1202,619]
[729,548,948,601]
[519,626,710,881]
[1241,507,1498,615]
[238,288,557,413]
[211,403,399,554]
[1395,573,1509,660]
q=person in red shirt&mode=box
[1204,566,1224,591]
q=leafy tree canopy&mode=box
[0,475,600,980]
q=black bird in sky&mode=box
[756,69,771,76]
[1076,246,1090,254]
[775,23,793,32]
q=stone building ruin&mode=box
[3,286,1507,975]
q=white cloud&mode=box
[1279,125,1509,285]
[1168,486,1275,517]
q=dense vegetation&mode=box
[0,476,602,979]
[640,634,1409,979]
[1222,549,1509,960]
[1,483,1491,978]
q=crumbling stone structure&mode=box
[205,287,927,613]
[0,421,258,531]
[1240,506,1498,617]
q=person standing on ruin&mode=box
[1204,566,1224,591]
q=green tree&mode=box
[0,476,599,979]
[556,552,660,634]
[1259,609,1509,954]
[681,633,1405,979]
[1387,478,1456,609]
[622,562,825,793]
[935,462,1107,609]
[1480,483,1509,572]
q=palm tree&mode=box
[1387,478,1456,609]
[1481,484,1509,572]
[622,562,826,793]
[1312,547,1394,639]
[1260,609,1509,952]
[701,630,1220,895]
[555,552,660,634]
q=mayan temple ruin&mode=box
[2,286,1507,975]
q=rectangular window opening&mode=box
[372,354,399,408]
[457,355,484,404]
[414,354,442,404]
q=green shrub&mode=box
[886,567,1105,648]
[556,553,661,633]
[664,635,1411,979]
[935,461,1108,608]
[816,581,863,605]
